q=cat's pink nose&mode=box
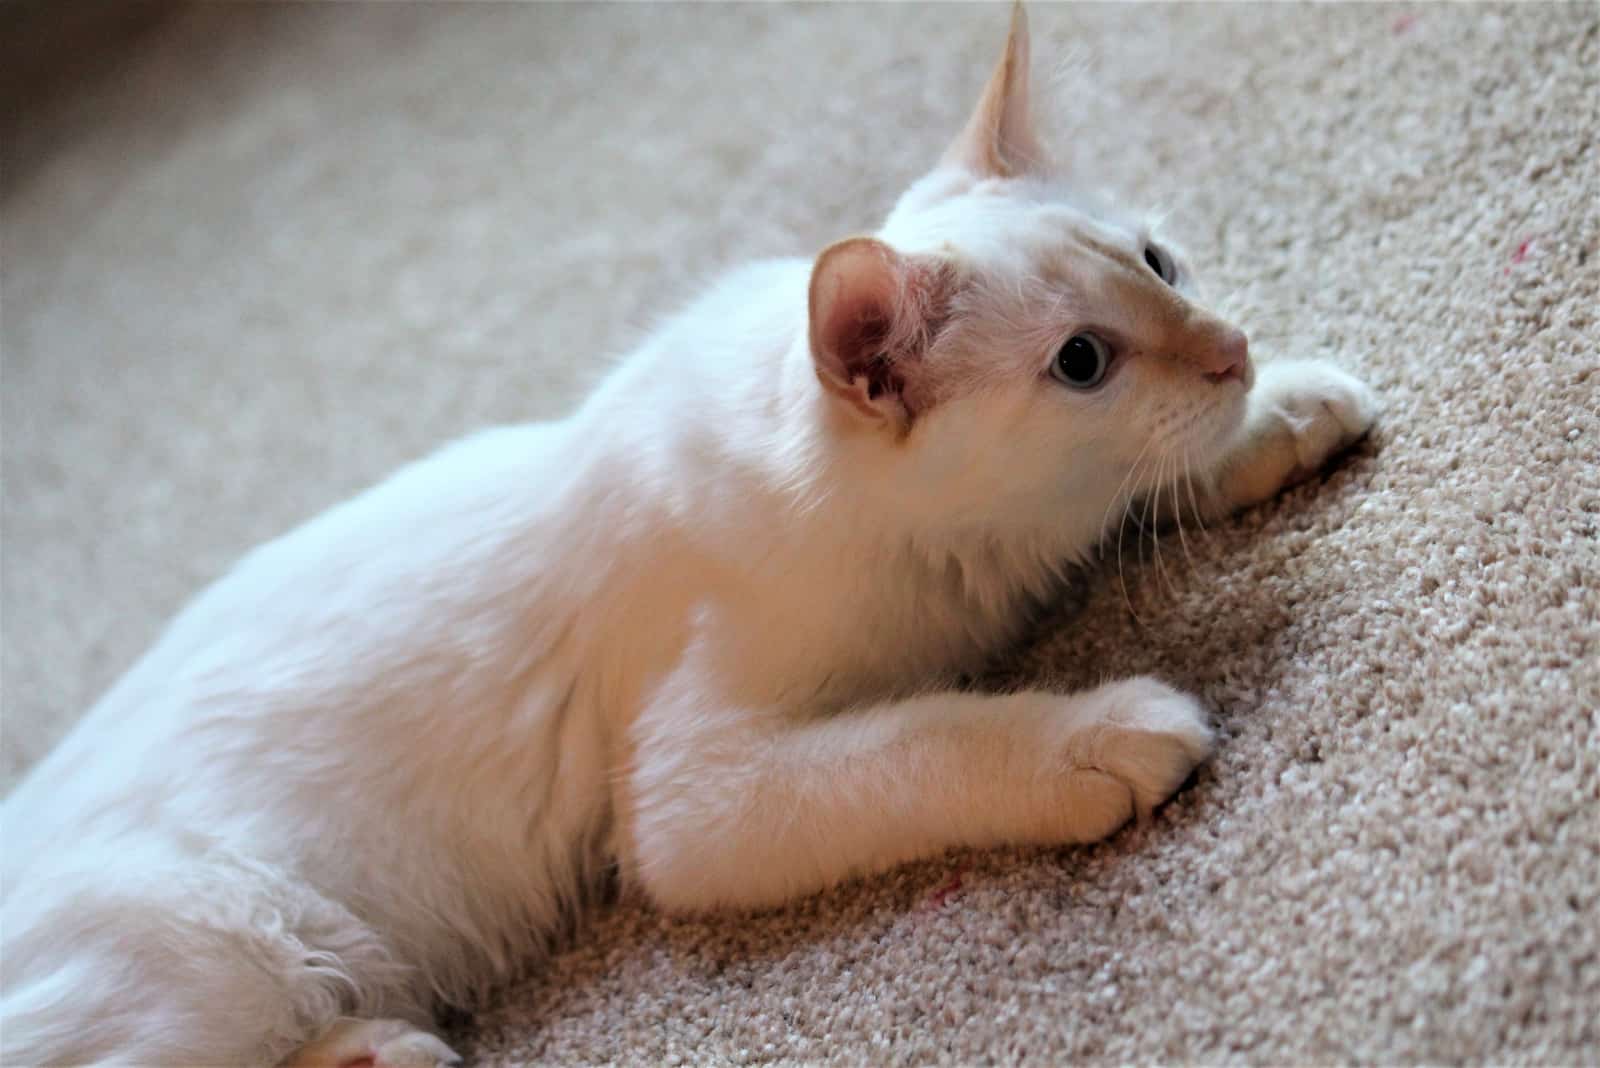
[1204,329,1249,383]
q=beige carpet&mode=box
[4,2,1597,1063]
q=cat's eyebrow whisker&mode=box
[1012,268,1032,307]
[1042,290,1073,333]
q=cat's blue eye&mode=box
[1051,333,1111,390]
[1144,244,1176,285]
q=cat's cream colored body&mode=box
[0,9,1376,1066]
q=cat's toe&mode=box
[1260,359,1379,470]
[1326,371,1380,439]
[1302,370,1378,463]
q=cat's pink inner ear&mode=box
[808,238,922,431]
[943,2,1044,179]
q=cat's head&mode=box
[806,4,1251,533]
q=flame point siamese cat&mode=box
[1,6,1376,1065]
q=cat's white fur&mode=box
[0,8,1376,1066]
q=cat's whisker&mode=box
[1097,434,1155,552]
[1136,451,1160,571]
[1101,435,1158,628]
[1114,448,1153,628]
[1147,452,1168,595]
[1182,446,1213,546]
[1149,452,1180,600]
[1171,459,1196,573]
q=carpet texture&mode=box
[4,3,1597,1063]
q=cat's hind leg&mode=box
[0,840,428,1067]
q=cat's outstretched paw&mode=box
[1217,358,1379,510]
[287,1018,462,1068]
[1091,677,1214,819]
[1258,358,1379,471]
[1050,677,1213,838]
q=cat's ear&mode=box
[807,237,950,435]
[942,2,1045,179]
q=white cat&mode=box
[0,8,1376,1066]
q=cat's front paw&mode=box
[1259,358,1379,471]
[1090,677,1214,819]
[1049,677,1213,837]
[1217,359,1379,510]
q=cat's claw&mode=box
[287,1018,462,1068]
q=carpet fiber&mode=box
[4,3,1597,1063]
